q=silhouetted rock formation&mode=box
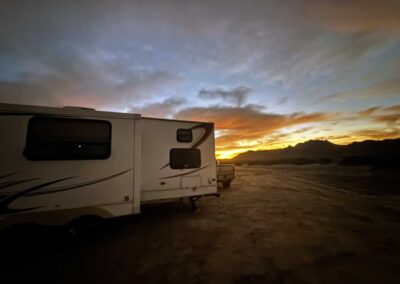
[232,139,400,168]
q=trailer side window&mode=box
[24,117,111,160]
[170,148,201,169]
[177,129,192,143]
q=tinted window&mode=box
[170,148,201,169]
[177,129,192,143]
[24,117,111,160]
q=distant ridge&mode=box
[230,139,400,168]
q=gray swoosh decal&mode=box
[27,169,132,196]
[0,176,75,215]
[190,123,213,149]
[0,172,18,180]
[159,165,210,180]
[0,178,39,190]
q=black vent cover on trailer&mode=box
[177,128,193,143]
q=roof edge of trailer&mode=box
[0,103,215,124]
[142,116,214,125]
[0,103,140,119]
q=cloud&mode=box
[358,106,382,117]
[374,105,400,125]
[346,129,400,140]
[0,0,399,157]
[198,86,250,106]
[381,104,400,113]
[276,96,289,105]
[358,104,400,125]
[374,114,400,125]
[359,104,400,116]
[303,0,400,33]
[0,51,181,109]
[309,129,400,145]
[2,0,392,91]
[1,0,398,107]
[174,105,329,150]
[319,79,400,103]
[128,97,186,118]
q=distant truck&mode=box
[216,162,235,188]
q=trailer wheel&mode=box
[222,181,231,188]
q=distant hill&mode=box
[231,139,400,168]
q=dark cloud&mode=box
[0,51,181,109]
[0,80,61,106]
[198,86,250,106]
[374,114,400,125]
[276,97,289,105]
[128,97,186,118]
[0,0,184,109]
[1,0,394,95]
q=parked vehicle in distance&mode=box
[0,103,218,231]
[216,162,235,188]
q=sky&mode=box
[0,0,399,159]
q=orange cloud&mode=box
[175,103,400,159]
[343,129,400,141]
[382,104,400,113]
[374,114,400,125]
[358,104,400,125]
[174,105,329,158]
[310,128,400,146]
[175,106,327,137]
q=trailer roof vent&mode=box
[177,128,192,143]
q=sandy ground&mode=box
[1,165,400,283]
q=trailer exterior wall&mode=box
[0,103,218,228]
[140,118,217,202]
[0,104,137,227]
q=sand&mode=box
[1,165,400,283]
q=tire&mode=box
[222,181,231,188]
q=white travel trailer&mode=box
[0,103,218,229]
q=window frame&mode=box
[23,116,112,161]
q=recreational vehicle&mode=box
[0,103,218,230]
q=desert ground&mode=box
[1,165,400,283]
